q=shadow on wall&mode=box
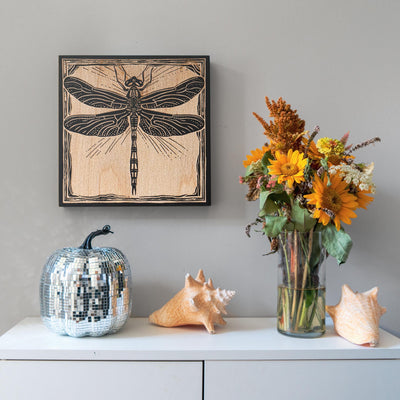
[133,281,176,318]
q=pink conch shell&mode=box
[326,284,386,347]
[149,269,236,334]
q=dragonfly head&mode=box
[125,76,143,88]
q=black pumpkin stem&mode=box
[79,225,113,250]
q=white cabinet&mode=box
[0,360,202,400]
[1,318,400,400]
[205,360,400,400]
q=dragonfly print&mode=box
[63,64,205,195]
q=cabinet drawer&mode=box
[0,360,202,400]
[205,360,400,400]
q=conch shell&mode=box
[149,270,236,334]
[326,284,387,347]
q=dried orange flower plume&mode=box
[253,97,306,153]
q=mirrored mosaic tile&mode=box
[40,247,132,337]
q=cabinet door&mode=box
[205,360,400,400]
[0,360,202,400]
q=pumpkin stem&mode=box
[79,225,113,249]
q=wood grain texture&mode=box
[59,56,210,206]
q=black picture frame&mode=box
[59,55,210,206]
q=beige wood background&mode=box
[62,60,206,201]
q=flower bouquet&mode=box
[240,97,380,337]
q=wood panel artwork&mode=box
[59,56,210,206]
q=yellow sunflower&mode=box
[356,190,374,210]
[304,173,358,231]
[268,149,308,188]
[243,145,269,168]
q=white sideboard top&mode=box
[1,317,399,361]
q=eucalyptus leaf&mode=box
[263,216,288,238]
[321,225,353,265]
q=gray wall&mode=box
[1,0,399,336]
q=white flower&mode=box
[329,162,375,193]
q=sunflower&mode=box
[304,173,358,230]
[268,149,308,188]
[355,190,374,210]
[243,145,269,168]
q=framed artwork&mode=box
[59,55,210,206]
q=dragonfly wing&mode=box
[139,109,204,137]
[64,109,130,137]
[141,76,204,109]
[64,76,127,108]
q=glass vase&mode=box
[277,230,326,338]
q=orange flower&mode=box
[356,190,374,210]
[306,140,323,160]
[243,146,269,167]
[253,97,306,153]
[304,173,358,231]
[268,149,308,188]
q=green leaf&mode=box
[259,189,290,217]
[269,190,291,205]
[320,157,331,185]
[304,159,312,181]
[261,150,273,174]
[309,232,324,270]
[291,201,316,232]
[259,198,278,216]
[304,289,316,308]
[259,190,286,209]
[321,224,353,265]
[259,190,270,210]
[245,165,254,177]
[320,157,329,171]
[263,216,288,237]
[284,221,295,231]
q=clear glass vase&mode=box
[277,230,326,338]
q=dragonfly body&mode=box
[125,77,142,113]
[63,70,205,194]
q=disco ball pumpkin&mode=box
[40,225,132,337]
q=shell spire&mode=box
[185,273,200,288]
[196,269,206,283]
[149,269,236,334]
[326,284,387,347]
